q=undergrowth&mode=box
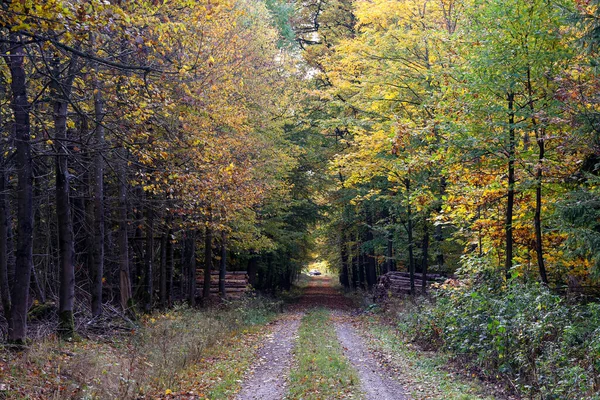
[363,318,496,400]
[0,295,281,399]
[388,279,600,399]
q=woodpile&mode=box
[374,271,447,300]
[196,270,250,298]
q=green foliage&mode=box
[365,319,496,400]
[264,0,297,48]
[252,121,332,291]
[557,177,600,277]
[394,281,600,398]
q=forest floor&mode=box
[234,275,501,400]
[1,276,505,399]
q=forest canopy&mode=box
[1,0,600,351]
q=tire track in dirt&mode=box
[235,313,302,400]
[335,319,410,400]
[238,276,409,399]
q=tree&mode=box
[2,32,34,344]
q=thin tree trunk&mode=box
[52,56,78,338]
[247,253,258,287]
[435,177,446,267]
[144,205,154,312]
[203,224,212,299]
[187,230,196,305]
[358,252,366,290]
[166,228,174,306]
[0,166,12,323]
[381,208,391,275]
[526,68,548,285]
[181,237,188,300]
[91,51,105,317]
[219,231,226,298]
[30,268,45,304]
[5,35,34,344]
[0,77,11,324]
[160,229,168,307]
[365,210,377,288]
[421,218,429,295]
[534,137,547,283]
[351,233,359,289]
[386,234,394,273]
[118,152,132,310]
[339,229,350,288]
[505,92,516,280]
[405,178,415,295]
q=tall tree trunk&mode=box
[186,229,197,307]
[203,224,212,299]
[133,206,144,298]
[0,76,12,329]
[0,165,12,324]
[534,136,547,283]
[351,234,359,289]
[160,228,168,307]
[380,207,391,275]
[187,230,197,305]
[435,177,446,267]
[144,205,154,312]
[181,237,188,299]
[52,56,77,337]
[526,68,548,285]
[91,55,105,317]
[5,35,34,344]
[0,69,9,322]
[166,228,174,306]
[386,233,394,273]
[365,209,377,288]
[505,92,516,280]
[219,231,226,298]
[405,179,415,295]
[339,229,350,288]
[118,152,132,310]
[421,218,429,295]
[358,251,366,290]
[247,253,258,287]
[30,268,45,304]
[31,159,48,305]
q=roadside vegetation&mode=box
[287,309,360,399]
[369,273,600,399]
[362,314,500,400]
[394,282,600,399]
[0,297,281,399]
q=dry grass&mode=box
[0,296,281,399]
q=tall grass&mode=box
[1,296,282,399]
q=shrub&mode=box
[395,281,600,398]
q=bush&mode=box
[395,281,600,398]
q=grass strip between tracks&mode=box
[286,308,361,399]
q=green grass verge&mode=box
[364,317,497,400]
[286,309,361,400]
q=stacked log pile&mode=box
[196,270,250,298]
[374,271,447,300]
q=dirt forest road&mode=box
[236,275,409,400]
